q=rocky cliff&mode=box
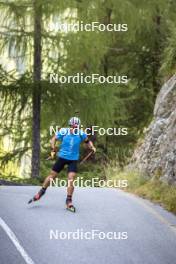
[132,75,176,184]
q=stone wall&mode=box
[132,75,176,184]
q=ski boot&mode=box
[66,195,76,213]
[28,187,46,204]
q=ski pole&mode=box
[80,150,94,165]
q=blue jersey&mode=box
[55,128,87,160]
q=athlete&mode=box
[28,117,96,212]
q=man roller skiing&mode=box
[28,117,96,212]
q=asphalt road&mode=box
[0,186,176,264]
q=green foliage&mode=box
[135,180,176,214]
[160,22,176,76]
[1,0,176,177]
[104,163,148,189]
[104,164,176,214]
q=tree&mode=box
[1,0,176,178]
[31,0,42,178]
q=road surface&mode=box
[0,186,176,264]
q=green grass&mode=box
[135,181,176,213]
[0,174,42,185]
[104,163,176,214]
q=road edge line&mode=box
[118,190,176,235]
[0,217,35,264]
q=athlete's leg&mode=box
[28,158,65,203]
[32,170,58,201]
[66,159,77,208]
[67,160,77,197]
[66,172,76,208]
[67,172,76,196]
[42,157,66,190]
[43,170,58,189]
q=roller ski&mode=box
[66,195,76,213]
[28,187,46,204]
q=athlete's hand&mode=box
[50,151,56,159]
[50,147,57,159]
[91,146,96,153]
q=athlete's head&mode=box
[68,117,81,128]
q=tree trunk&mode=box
[152,10,161,97]
[103,7,112,155]
[31,0,42,178]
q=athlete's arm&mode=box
[49,135,57,159]
[51,127,66,150]
[50,135,57,151]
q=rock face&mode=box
[133,75,176,184]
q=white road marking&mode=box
[0,217,35,264]
[135,198,176,235]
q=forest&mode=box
[0,0,176,190]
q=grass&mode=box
[0,174,42,185]
[104,162,176,214]
[135,181,176,213]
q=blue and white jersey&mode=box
[55,128,87,160]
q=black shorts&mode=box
[52,157,78,173]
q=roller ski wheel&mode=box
[66,204,76,213]
[28,194,40,204]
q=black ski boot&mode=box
[28,187,46,204]
[66,195,76,213]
